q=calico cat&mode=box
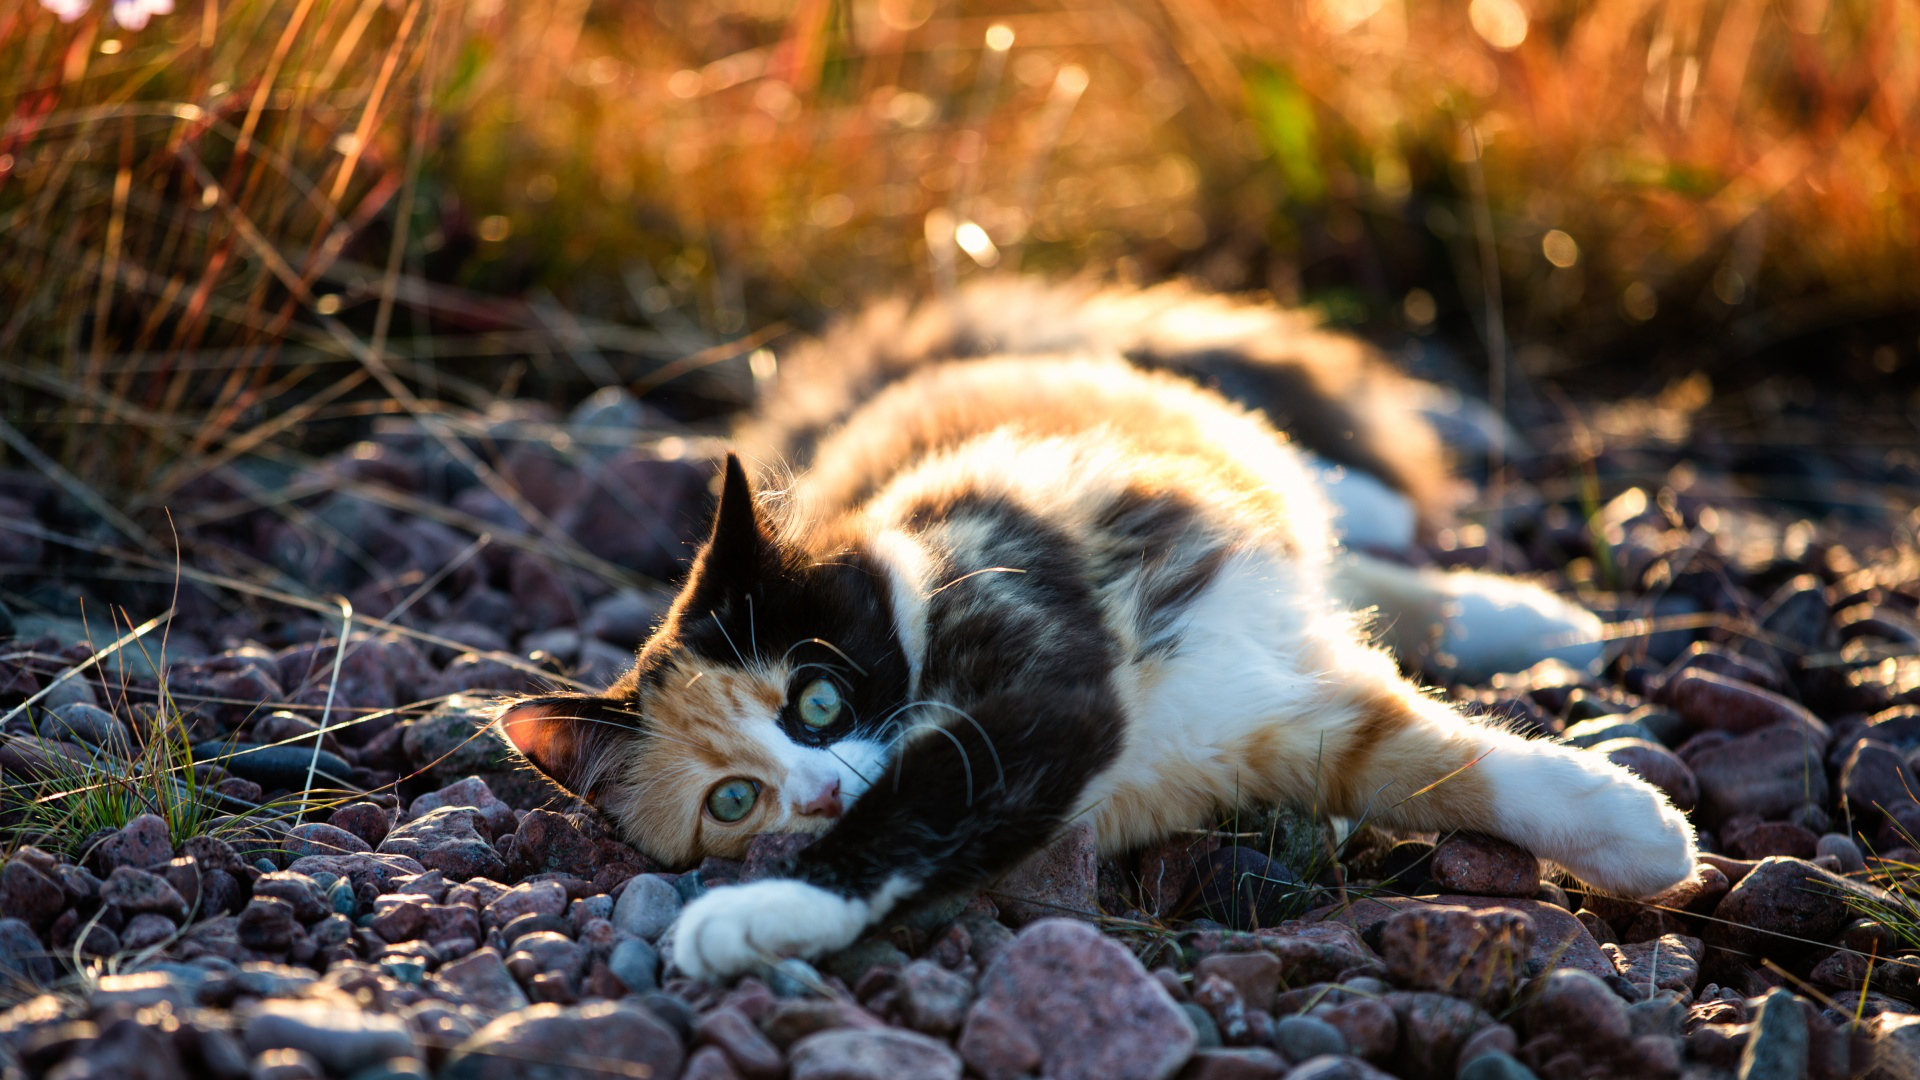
[498,280,1698,980]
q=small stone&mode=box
[442,1001,684,1080]
[1194,847,1308,930]
[1274,1015,1350,1064]
[282,823,373,861]
[611,874,681,942]
[1739,987,1808,1080]
[742,833,815,882]
[959,919,1194,1080]
[1595,738,1699,812]
[684,1046,746,1080]
[1602,934,1702,997]
[1709,856,1897,958]
[790,1027,963,1080]
[238,897,299,952]
[243,1000,418,1074]
[1177,1047,1288,1080]
[1319,998,1398,1062]
[328,803,393,848]
[0,917,55,985]
[1430,834,1541,897]
[484,880,569,930]
[505,931,587,986]
[378,807,508,881]
[251,1047,325,1080]
[253,872,331,923]
[1376,906,1533,1005]
[0,859,67,930]
[1193,952,1282,1013]
[1685,725,1830,827]
[1457,1052,1539,1080]
[1386,991,1495,1080]
[401,699,515,775]
[509,810,601,878]
[88,813,174,875]
[1284,1056,1398,1080]
[896,959,974,1035]
[429,948,529,1015]
[120,911,180,950]
[410,777,518,840]
[991,821,1097,927]
[608,937,659,993]
[696,1007,784,1080]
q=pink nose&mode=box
[794,779,842,819]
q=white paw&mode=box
[669,879,872,981]
[1439,572,1604,681]
[1484,739,1696,898]
[1551,771,1698,897]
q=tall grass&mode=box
[1,0,1915,514]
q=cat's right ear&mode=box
[496,694,632,798]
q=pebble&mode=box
[1178,1047,1288,1080]
[1595,738,1700,812]
[253,872,332,923]
[1457,1052,1539,1080]
[378,807,508,881]
[243,1000,418,1074]
[1284,1056,1399,1080]
[959,919,1194,1080]
[1192,951,1282,1013]
[1602,933,1702,997]
[1690,725,1831,826]
[696,1006,784,1080]
[400,700,515,776]
[1739,987,1809,1079]
[1429,834,1540,897]
[238,897,299,952]
[611,874,682,942]
[409,777,518,840]
[790,1027,963,1080]
[88,813,174,875]
[427,948,529,1014]
[1274,1015,1351,1063]
[991,820,1098,927]
[1709,856,1895,957]
[608,936,659,993]
[0,858,68,930]
[283,823,373,860]
[0,916,56,985]
[895,958,975,1035]
[441,1001,685,1080]
[484,880,569,930]
[328,803,394,848]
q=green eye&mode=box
[706,778,758,822]
[796,678,843,729]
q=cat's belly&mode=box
[1077,549,1360,854]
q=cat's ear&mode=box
[496,694,632,798]
[683,453,771,608]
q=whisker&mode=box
[780,637,871,676]
[710,611,749,668]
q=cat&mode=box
[497,279,1698,980]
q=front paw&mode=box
[669,879,871,981]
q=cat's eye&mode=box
[796,678,843,729]
[706,778,759,823]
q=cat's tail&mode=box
[1331,552,1606,680]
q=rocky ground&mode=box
[0,386,1918,1080]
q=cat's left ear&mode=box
[682,453,774,610]
[496,693,634,799]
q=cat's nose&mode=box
[794,779,842,819]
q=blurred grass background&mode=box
[1,0,1917,503]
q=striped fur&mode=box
[499,281,1695,980]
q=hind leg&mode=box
[1302,648,1694,897]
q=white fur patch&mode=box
[1478,734,1697,897]
[670,874,916,980]
[1306,454,1417,552]
[868,529,932,695]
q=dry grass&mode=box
[0,0,1916,510]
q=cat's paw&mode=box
[1543,767,1697,897]
[1484,738,1696,898]
[669,879,871,981]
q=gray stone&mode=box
[1458,1052,1539,1080]
[442,1001,684,1080]
[611,874,681,942]
[1274,1015,1350,1064]
[790,1027,963,1080]
[608,937,659,993]
[244,1000,418,1074]
[1739,988,1808,1080]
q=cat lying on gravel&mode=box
[497,280,1698,979]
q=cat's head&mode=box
[495,454,911,866]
